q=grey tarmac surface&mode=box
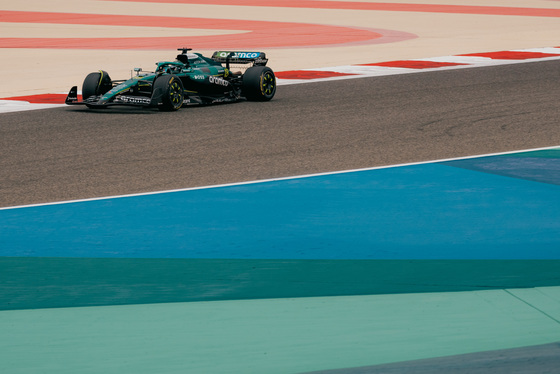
[301,342,560,374]
[1,59,560,208]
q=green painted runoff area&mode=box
[2,286,560,374]
[2,258,560,310]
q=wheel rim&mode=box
[261,72,275,96]
[169,79,184,108]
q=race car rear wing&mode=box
[211,51,268,67]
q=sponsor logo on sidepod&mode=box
[208,76,229,87]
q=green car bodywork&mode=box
[66,48,276,111]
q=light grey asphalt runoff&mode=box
[300,342,560,374]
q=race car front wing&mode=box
[65,86,159,108]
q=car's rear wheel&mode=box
[82,70,112,101]
[242,66,276,101]
[153,75,184,111]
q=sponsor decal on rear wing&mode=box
[211,51,268,66]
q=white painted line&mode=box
[0,100,65,114]
[511,47,560,54]
[1,145,558,211]
[415,56,495,64]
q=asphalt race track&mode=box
[2,59,559,208]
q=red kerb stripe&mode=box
[460,51,560,60]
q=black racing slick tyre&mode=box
[82,70,112,101]
[152,75,184,111]
[242,66,276,101]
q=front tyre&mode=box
[242,66,276,101]
[153,75,184,111]
[82,70,112,101]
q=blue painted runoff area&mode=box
[1,149,559,260]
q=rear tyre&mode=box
[82,70,112,101]
[153,75,184,111]
[242,66,276,101]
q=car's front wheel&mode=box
[152,75,184,111]
[82,70,112,108]
[242,66,276,101]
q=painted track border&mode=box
[1,46,560,113]
[2,144,559,211]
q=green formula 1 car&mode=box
[65,48,276,111]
